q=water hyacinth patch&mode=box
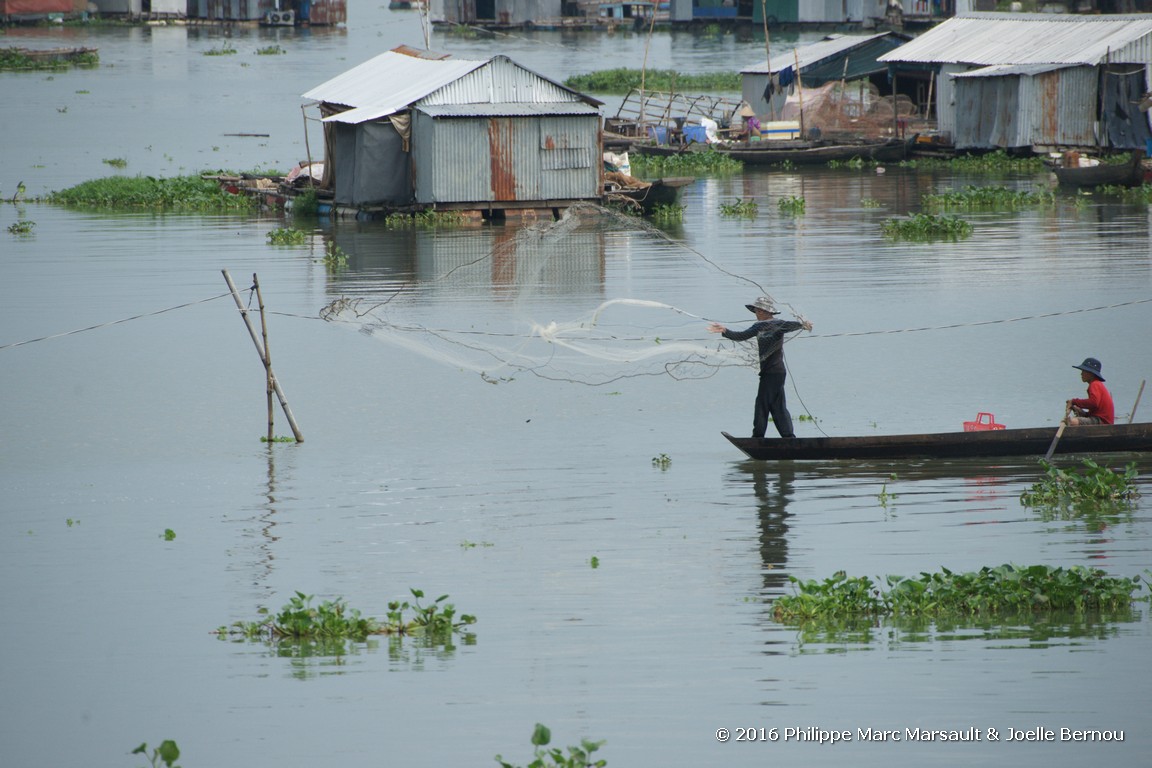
[922,184,1054,210]
[45,175,256,212]
[772,565,1147,623]
[218,589,476,645]
[631,148,741,177]
[496,723,607,768]
[881,212,973,240]
[1020,459,1141,509]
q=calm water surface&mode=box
[2,12,1151,768]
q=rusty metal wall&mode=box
[954,66,1099,149]
[411,112,599,205]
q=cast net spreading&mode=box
[318,203,803,386]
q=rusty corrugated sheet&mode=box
[489,118,517,202]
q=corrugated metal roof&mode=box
[417,102,601,117]
[950,63,1070,78]
[879,12,1152,67]
[742,32,894,74]
[303,50,487,122]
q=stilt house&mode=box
[879,12,1152,151]
[301,47,604,212]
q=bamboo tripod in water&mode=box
[222,269,304,443]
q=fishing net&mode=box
[318,203,797,386]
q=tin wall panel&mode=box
[412,113,598,205]
[424,56,577,107]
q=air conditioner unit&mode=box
[267,9,294,24]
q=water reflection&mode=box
[726,461,793,594]
[322,216,611,302]
[780,609,1141,654]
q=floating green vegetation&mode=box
[162,529,176,541]
[777,195,806,214]
[256,45,286,55]
[461,540,495,549]
[922,184,1054,210]
[827,155,881,170]
[772,565,1146,623]
[1098,183,1152,203]
[496,723,607,768]
[66,518,79,527]
[630,147,742,177]
[382,209,466,228]
[291,189,319,216]
[267,227,308,245]
[877,478,897,507]
[898,149,1045,172]
[1020,459,1141,509]
[203,42,238,56]
[651,202,685,222]
[323,242,348,269]
[590,556,600,569]
[44,175,257,212]
[719,198,758,217]
[7,220,35,235]
[652,453,671,469]
[859,197,883,208]
[0,46,99,71]
[881,212,973,240]
[218,589,476,644]
[102,157,128,169]
[260,434,297,443]
[796,413,819,423]
[564,67,740,93]
[132,740,180,768]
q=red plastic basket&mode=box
[963,412,1005,431]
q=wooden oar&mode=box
[1044,410,1071,461]
[1130,379,1146,424]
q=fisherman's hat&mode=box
[1073,357,1105,381]
[738,103,757,118]
[745,296,780,314]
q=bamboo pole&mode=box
[222,269,304,443]
[254,274,274,443]
[761,0,773,120]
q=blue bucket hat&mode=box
[1073,357,1105,381]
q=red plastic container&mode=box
[963,412,1005,431]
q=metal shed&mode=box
[879,12,1152,151]
[302,48,603,211]
[741,32,909,121]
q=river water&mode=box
[2,11,1151,768]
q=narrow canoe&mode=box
[1051,151,1145,188]
[722,422,1152,461]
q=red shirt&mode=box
[1071,380,1114,424]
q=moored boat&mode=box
[722,422,1152,461]
[634,136,911,165]
[1049,150,1145,188]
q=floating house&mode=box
[301,47,604,215]
[878,12,1152,151]
[741,32,910,128]
[0,0,77,21]
[429,0,562,26]
[183,0,344,23]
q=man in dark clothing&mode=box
[708,296,813,439]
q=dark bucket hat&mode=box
[1073,357,1105,381]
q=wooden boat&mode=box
[716,136,911,165]
[604,176,693,214]
[722,422,1152,461]
[1049,151,1145,188]
[634,137,911,165]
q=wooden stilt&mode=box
[1130,379,1146,424]
[253,274,274,443]
[222,269,304,443]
